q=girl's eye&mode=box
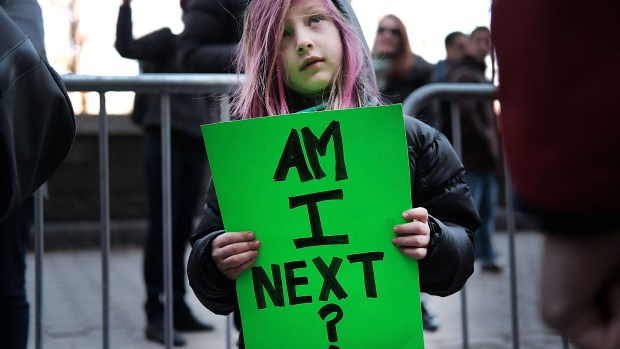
[309,15,324,25]
[283,29,291,38]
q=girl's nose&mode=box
[296,39,313,55]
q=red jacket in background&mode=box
[492,0,620,220]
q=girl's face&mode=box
[279,0,343,103]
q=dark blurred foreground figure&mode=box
[1,0,75,348]
[115,0,213,345]
[492,1,620,348]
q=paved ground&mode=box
[26,231,574,349]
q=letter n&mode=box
[251,265,285,309]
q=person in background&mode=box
[432,31,468,139]
[115,0,213,345]
[492,1,620,348]
[433,31,468,83]
[371,15,434,113]
[175,0,247,333]
[371,13,441,331]
[450,27,502,273]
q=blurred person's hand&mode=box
[540,232,620,349]
[211,231,261,280]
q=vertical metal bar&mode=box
[219,93,231,122]
[504,160,520,349]
[449,102,469,349]
[99,92,111,349]
[460,289,469,349]
[34,187,44,349]
[220,93,233,349]
[562,336,570,349]
[450,102,462,158]
[216,92,234,349]
[226,313,232,349]
[161,94,174,349]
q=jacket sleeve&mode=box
[114,4,174,60]
[404,116,480,296]
[176,0,241,72]
[187,180,238,315]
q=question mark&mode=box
[318,303,344,349]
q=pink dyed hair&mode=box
[231,0,380,119]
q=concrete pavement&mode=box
[26,231,574,349]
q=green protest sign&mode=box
[201,104,424,349]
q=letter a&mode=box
[273,129,313,182]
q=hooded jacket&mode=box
[186,1,479,346]
[177,0,245,73]
[115,3,211,139]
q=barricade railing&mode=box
[35,74,241,349]
[31,77,569,349]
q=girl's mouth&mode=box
[301,57,324,70]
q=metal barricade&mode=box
[34,74,240,349]
[31,78,570,349]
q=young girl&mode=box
[187,0,479,346]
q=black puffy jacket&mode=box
[187,116,479,346]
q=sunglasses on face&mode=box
[377,27,401,37]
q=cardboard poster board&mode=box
[201,104,424,349]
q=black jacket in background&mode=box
[449,55,500,172]
[115,3,210,139]
[177,0,246,73]
[381,54,434,106]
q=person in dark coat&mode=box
[115,0,213,345]
[1,1,49,348]
[432,31,468,139]
[449,27,502,273]
[174,0,248,334]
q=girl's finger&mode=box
[393,221,429,235]
[402,207,428,222]
[398,247,427,260]
[212,231,255,249]
[225,257,258,280]
[218,249,259,270]
[212,239,261,261]
[392,234,429,248]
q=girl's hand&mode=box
[211,231,261,280]
[392,208,430,260]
